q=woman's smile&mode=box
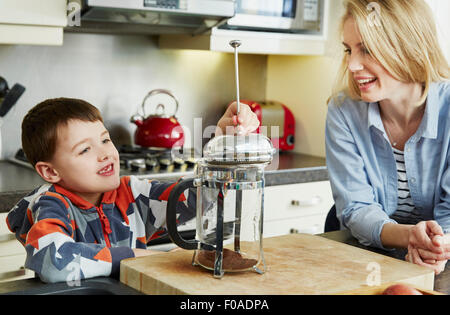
[355,76,378,91]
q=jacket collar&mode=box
[53,184,116,210]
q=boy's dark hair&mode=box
[22,97,103,167]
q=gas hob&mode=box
[117,145,198,179]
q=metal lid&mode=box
[203,134,275,165]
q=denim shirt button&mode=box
[410,178,416,183]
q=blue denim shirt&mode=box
[325,81,450,249]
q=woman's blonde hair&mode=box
[331,0,449,105]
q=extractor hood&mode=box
[66,0,235,35]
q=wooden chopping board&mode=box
[120,234,434,295]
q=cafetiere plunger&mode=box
[229,39,243,255]
[230,39,242,127]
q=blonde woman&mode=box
[326,0,450,274]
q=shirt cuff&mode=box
[109,246,135,277]
[373,219,398,251]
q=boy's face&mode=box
[48,119,120,204]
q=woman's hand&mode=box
[404,222,448,275]
[406,243,447,275]
[215,101,260,136]
[407,221,444,255]
[415,234,450,261]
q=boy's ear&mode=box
[35,162,61,183]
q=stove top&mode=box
[117,145,198,179]
[9,145,199,179]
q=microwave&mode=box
[222,0,324,33]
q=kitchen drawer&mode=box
[264,181,333,221]
[0,239,25,257]
[0,254,34,283]
[0,212,11,236]
[263,214,328,238]
[0,212,26,257]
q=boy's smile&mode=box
[45,119,120,206]
[97,163,114,176]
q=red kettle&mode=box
[130,89,184,148]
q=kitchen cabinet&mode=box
[0,0,67,46]
[0,213,34,282]
[159,27,328,55]
[159,0,331,55]
[263,181,333,237]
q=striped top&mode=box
[389,148,423,225]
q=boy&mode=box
[6,97,258,283]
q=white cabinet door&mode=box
[263,181,334,237]
[0,0,67,26]
[0,0,67,45]
[264,181,333,221]
[263,214,328,238]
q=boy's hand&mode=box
[132,248,164,257]
[215,101,260,136]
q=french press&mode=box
[166,133,275,278]
[166,40,275,278]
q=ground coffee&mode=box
[197,248,257,270]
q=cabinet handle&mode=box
[291,196,322,207]
[0,267,26,280]
[0,233,16,242]
[291,225,321,235]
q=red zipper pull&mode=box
[97,205,112,247]
[101,213,112,234]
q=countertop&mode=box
[321,230,450,294]
[0,152,328,212]
[0,230,447,295]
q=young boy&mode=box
[6,97,258,283]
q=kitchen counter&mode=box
[0,152,327,212]
[0,230,447,295]
[320,230,450,294]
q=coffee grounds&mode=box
[197,248,258,270]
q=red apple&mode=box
[382,284,423,295]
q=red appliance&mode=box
[131,89,184,149]
[242,100,295,151]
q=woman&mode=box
[326,0,450,274]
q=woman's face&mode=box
[343,17,405,103]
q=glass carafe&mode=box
[166,134,275,278]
